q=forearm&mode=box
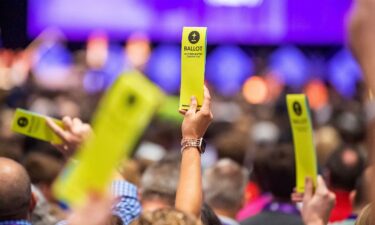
[175,147,202,218]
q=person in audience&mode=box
[0,157,34,225]
[241,145,303,225]
[24,152,66,224]
[324,146,365,222]
[140,158,180,211]
[203,158,248,225]
[331,167,371,225]
[201,203,223,225]
[47,118,142,225]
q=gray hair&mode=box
[141,158,180,205]
[203,158,249,210]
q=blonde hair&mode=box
[356,204,372,225]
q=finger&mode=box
[179,109,187,115]
[63,116,74,131]
[200,86,212,113]
[186,96,197,115]
[291,192,303,203]
[46,117,69,141]
[303,177,313,202]
[72,118,83,135]
[316,175,329,194]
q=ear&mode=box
[350,190,356,205]
[29,192,37,213]
[322,170,331,188]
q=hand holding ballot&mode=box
[181,86,213,139]
[46,116,92,158]
[302,176,336,225]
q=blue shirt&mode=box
[57,180,141,225]
[0,221,32,225]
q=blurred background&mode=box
[0,0,365,174]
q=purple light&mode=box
[206,45,253,96]
[269,45,309,88]
[145,45,180,94]
[328,49,362,99]
[32,42,73,89]
[28,0,351,44]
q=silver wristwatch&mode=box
[181,138,206,154]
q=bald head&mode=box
[0,157,32,220]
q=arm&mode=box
[349,0,375,216]
[175,87,213,218]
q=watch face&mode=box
[200,139,206,153]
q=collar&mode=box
[219,215,240,225]
[263,201,300,216]
[0,220,32,225]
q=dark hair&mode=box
[201,203,222,225]
[253,144,295,201]
[325,146,365,191]
[23,152,63,185]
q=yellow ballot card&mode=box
[12,108,63,144]
[180,27,207,111]
[286,94,317,193]
[53,71,164,205]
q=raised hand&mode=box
[46,116,92,158]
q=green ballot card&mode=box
[180,27,207,111]
[53,71,164,206]
[12,108,63,144]
[286,94,318,193]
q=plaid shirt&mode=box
[0,221,32,225]
[57,180,141,225]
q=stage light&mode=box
[304,79,328,110]
[86,31,108,69]
[269,46,309,88]
[32,42,73,89]
[125,32,151,70]
[83,44,126,93]
[83,70,106,94]
[328,49,362,98]
[145,44,180,94]
[206,45,253,96]
[242,76,268,104]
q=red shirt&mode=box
[329,189,352,223]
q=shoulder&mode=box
[240,212,304,225]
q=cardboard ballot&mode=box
[12,108,63,144]
[53,71,164,205]
[179,27,207,111]
[286,94,317,193]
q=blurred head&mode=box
[0,157,33,220]
[351,167,372,213]
[24,152,63,201]
[140,158,180,210]
[203,158,248,215]
[201,203,222,225]
[253,144,295,202]
[325,146,365,191]
[137,208,199,225]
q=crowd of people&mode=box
[1,0,375,225]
